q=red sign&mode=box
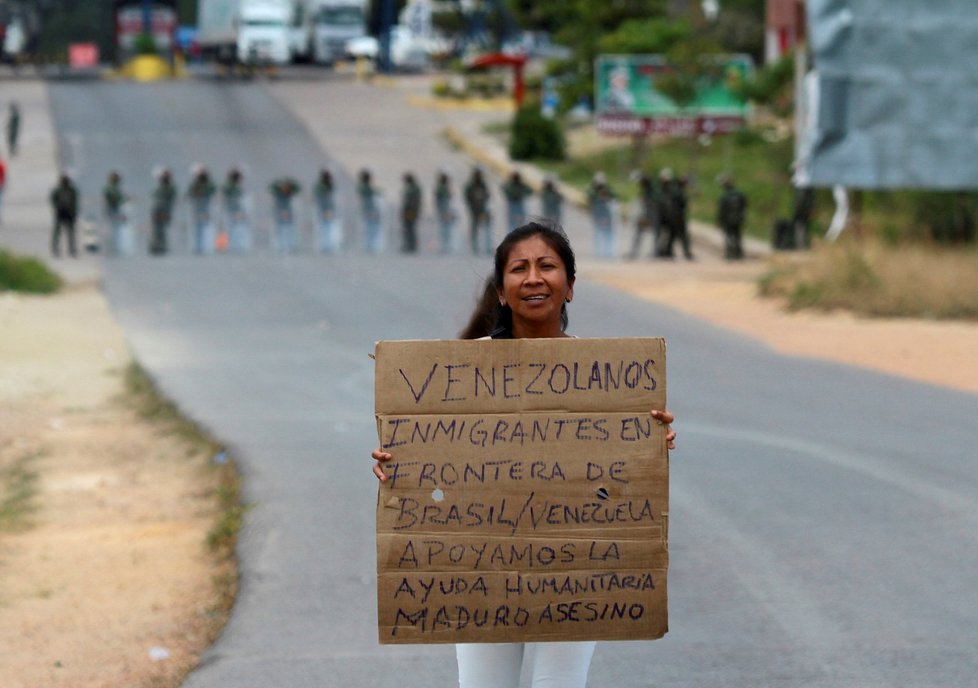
[597,114,745,137]
[69,43,100,68]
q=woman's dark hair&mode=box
[459,220,576,339]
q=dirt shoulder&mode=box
[583,257,978,396]
[0,283,228,688]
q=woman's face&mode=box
[497,235,574,337]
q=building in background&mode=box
[765,0,806,63]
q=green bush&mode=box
[509,105,566,161]
[133,32,158,56]
[465,74,507,99]
[911,190,977,243]
[0,250,62,294]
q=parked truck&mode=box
[197,0,292,65]
[309,0,367,64]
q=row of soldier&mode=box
[49,164,747,260]
[587,168,747,261]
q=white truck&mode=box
[197,0,293,66]
[308,0,367,64]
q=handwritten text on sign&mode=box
[375,338,668,644]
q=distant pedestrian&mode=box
[357,169,383,253]
[463,167,491,254]
[222,168,250,252]
[50,173,79,258]
[269,177,302,253]
[399,172,422,253]
[501,170,532,231]
[433,170,456,254]
[187,166,217,255]
[717,175,747,260]
[103,171,130,255]
[6,102,20,157]
[540,176,564,226]
[149,168,177,255]
[313,168,341,253]
[628,173,657,260]
[587,172,616,259]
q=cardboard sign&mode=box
[375,338,668,645]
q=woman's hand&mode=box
[651,409,676,450]
[372,449,393,482]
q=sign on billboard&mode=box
[594,54,751,137]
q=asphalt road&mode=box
[49,80,978,688]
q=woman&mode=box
[372,221,676,688]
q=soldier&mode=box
[540,176,564,227]
[222,168,250,253]
[187,166,217,255]
[149,168,177,255]
[313,168,340,253]
[0,156,6,224]
[268,177,302,253]
[500,170,532,231]
[433,170,456,254]
[50,173,79,258]
[103,171,129,255]
[654,168,676,258]
[399,172,422,254]
[791,184,815,249]
[6,102,20,157]
[717,175,747,260]
[463,167,491,255]
[587,172,616,259]
[357,168,383,254]
[671,174,694,260]
[628,173,657,260]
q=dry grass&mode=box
[759,239,978,320]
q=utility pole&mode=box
[378,0,395,74]
[141,0,153,37]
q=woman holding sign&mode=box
[372,221,675,688]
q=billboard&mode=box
[801,0,978,189]
[594,54,751,137]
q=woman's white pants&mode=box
[456,641,596,688]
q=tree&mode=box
[731,53,795,116]
[544,0,669,112]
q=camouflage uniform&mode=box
[463,168,492,255]
[400,173,422,253]
[718,179,747,260]
[269,177,302,253]
[187,170,217,255]
[150,171,177,255]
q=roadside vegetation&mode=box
[760,239,978,320]
[123,362,244,645]
[0,452,40,532]
[0,250,63,294]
